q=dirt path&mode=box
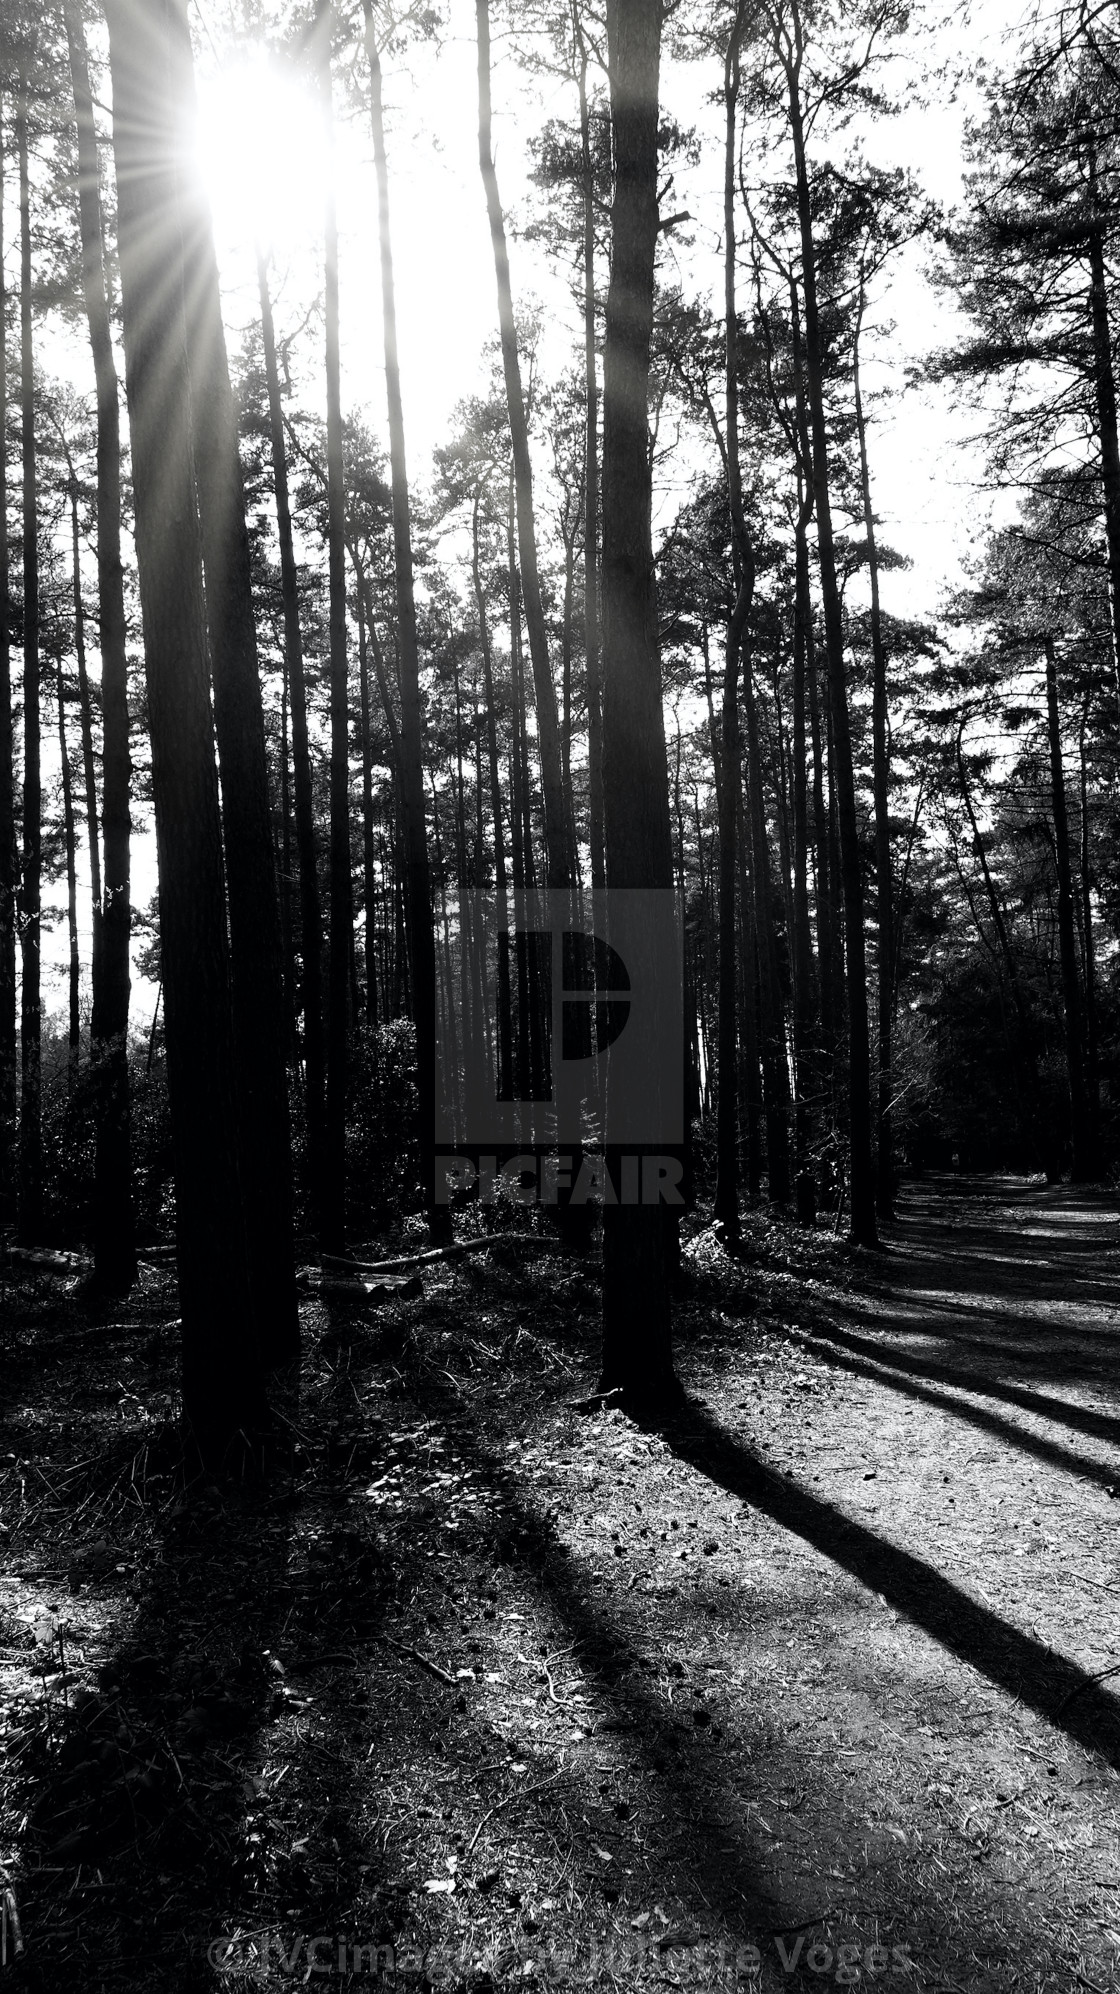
[3,1174,1119,1994]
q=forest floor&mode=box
[1,1173,1119,1994]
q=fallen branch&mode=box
[2,1247,90,1277]
[466,1774,566,1859]
[321,1232,554,1276]
[1054,1659,1120,1717]
[297,1270,423,1302]
[378,1635,457,1687]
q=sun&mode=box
[195,48,329,258]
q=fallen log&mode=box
[1,1246,90,1276]
[320,1231,553,1277]
[297,1270,424,1302]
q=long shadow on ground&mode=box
[790,1316,1120,1450]
[645,1396,1120,1774]
[782,1325,1120,1489]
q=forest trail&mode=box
[4,1179,1120,1994]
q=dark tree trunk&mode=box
[477,0,573,890]
[65,0,136,1291]
[791,462,817,1219]
[257,250,325,1205]
[56,663,81,1096]
[853,290,893,1220]
[1078,691,1101,1164]
[713,8,752,1248]
[599,0,677,1402]
[0,92,14,1223]
[783,28,876,1246]
[170,2,298,1364]
[1044,637,1095,1180]
[363,2,449,1240]
[104,0,264,1462]
[472,497,514,1094]
[67,489,101,964]
[356,586,378,1027]
[743,662,792,1204]
[575,16,605,891]
[317,1,354,1257]
[1086,175,1120,686]
[278,660,297,1041]
[16,66,42,1246]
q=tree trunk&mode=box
[363,1,449,1241]
[791,470,817,1219]
[575,16,606,891]
[56,663,81,1097]
[356,583,378,1027]
[1086,175,1120,687]
[712,8,752,1247]
[104,0,265,1461]
[257,249,326,1204]
[783,26,876,1245]
[853,289,894,1221]
[67,488,102,965]
[477,0,573,890]
[599,0,677,1402]
[1078,690,1101,1166]
[170,6,298,1364]
[65,0,136,1290]
[17,63,42,1246]
[472,496,514,1095]
[743,660,792,1204]
[0,91,14,1224]
[317,1,354,1257]
[1044,636,1095,1180]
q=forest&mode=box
[1,0,1119,1990]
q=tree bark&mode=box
[363,1,449,1240]
[853,287,893,1220]
[780,9,876,1245]
[56,662,81,1096]
[1044,636,1095,1180]
[169,2,298,1364]
[257,250,326,1203]
[104,0,265,1462]
[1077,690,1100,1165]
[65,0,136,1290]
[599,0,677,1401]
[713,6,752,1247]
[316,0,354,1257]
[1086,175,1120,687]
[0,90,15,1223]
[575,12,606,891]
[17,61,42,1246]
[477,0,573,890]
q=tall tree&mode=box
[169,0,298,1362]
[315,0,355,1257]
[765,0,880,1245]
[362,0,449,1239]
[0,88,16,1220]
[598,0,677,1401]
[257,250,326,1210]
[477,0,574,890]
[104,0,265,1460]
[64,0,136,1291]
[16,34,42,1245]
[1044,633,1097,1180]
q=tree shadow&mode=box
[638,1394,1120,1773]
[789,1315,1120,1450]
